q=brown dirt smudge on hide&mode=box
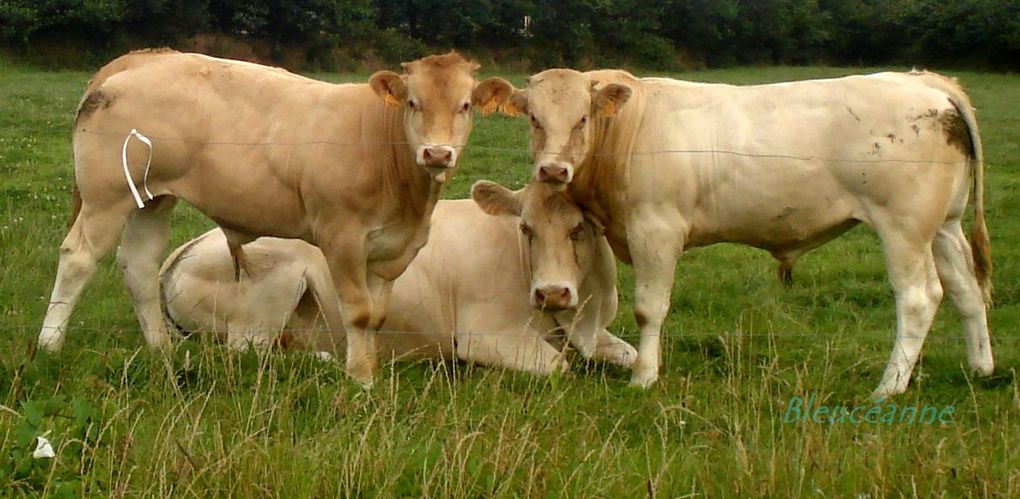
[940,107,973,154]
[76,89,113,122]
[635,310,648,329]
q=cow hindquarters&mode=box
[873,230,944,399]
[39,198,136,351]
[933,220,994,376]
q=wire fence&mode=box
[1,121,1000,352]
[6,324,1009,344]
[0,125,974,166]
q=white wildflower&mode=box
[32,436,55,459]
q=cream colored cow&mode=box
[37,49,513,386]
[159,191,636,373]
[499,68,993,397]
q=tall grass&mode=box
[1,64,1018,496]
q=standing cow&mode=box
[495,68,993,397]
[159,188,636,373]
[38,49,513,386]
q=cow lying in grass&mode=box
[500,68,993,397]
[159,184,636,374]
[38,49,512,386]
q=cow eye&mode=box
[575,116,587,129]
[407,99,419,111]
[520,223,534,238]
[459,102,471,113]
[569,224,584,241]
[530,114,542,130]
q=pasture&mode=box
[1,60,1018,496]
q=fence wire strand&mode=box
[2,324,1008,344]
[2,126,972,166]
[1,124,997,350]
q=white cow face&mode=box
[370,53,513,182]
[502,69,632,185]
[471,180,605,312]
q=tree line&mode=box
[2,0,1018,71]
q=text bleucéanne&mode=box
[784,393,955,425]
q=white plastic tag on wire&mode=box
[121,128,155,209]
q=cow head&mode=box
[471,179,605,312]
[502,69,632,185]
[369,52,514,182]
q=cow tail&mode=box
[951,94,992,305]
[969,137,992,306]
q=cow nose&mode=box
[533,285,572,311]
[537,164,570,184]
[422,146,453,167]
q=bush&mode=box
[2,0,1019,71]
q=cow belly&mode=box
[680,157,859,249]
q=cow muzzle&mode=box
[536,161,573,184]
[532,284,575,311]
[417,145,456,168]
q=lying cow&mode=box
[158,186,637,373]
[498,68,993,397]
[38,49,512,386]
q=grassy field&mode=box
[1,59,1018,496]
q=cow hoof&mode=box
[966,359,991,375]
[970,359,994,377]
[607,344,638,368]
[556,358,572,374]
[629,367,658,389]
[351,374,374,390]
[37,329,64,352]
[347,364,376,389]
[595,343,637,368]
[142,329,175,350]
[870,383,906,402]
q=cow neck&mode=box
[568,84,646,237]
[380,104,436,222]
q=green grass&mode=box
[2,63,1019,496]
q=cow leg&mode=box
[933,220,994,376]
[554,307,636,367]
[117,195,178,348]
[222,228,255,281]
[873,231,943,398]
[628,222,683,388]
[225,324,276,352]
[773,249,807,286]
[39,199,135,351]
[591,329,638,368]
[777,257,796,286]
[455,328,569,375]
[366,272,394,331]
[321,236,377,387]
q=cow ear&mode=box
[592,83,632,118]
[501,89,529,117]
[471,180,521,216]
[583,211,605,235]
[473,77,515,116]
[370,71,407,108]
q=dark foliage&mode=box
[1,0,1018,70]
